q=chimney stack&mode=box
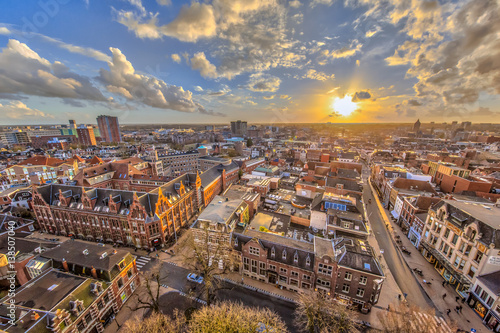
[91,266,97,279]
[62,258,69,272]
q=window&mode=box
[303,274,311,281]
[259,262,266,276]
[444,228,450,239]
[474,251,483,264]
[243,257,249,271]
[359,276,367,285]
[249,246,260,256]
[251,259,258,273]
[345,272,352,281]
[318,263,333,276]
[280,267,287,274]
[356,288,365,297]
[317,279,331,287]
[342,284,350,293]
[302,282,311,289]
[474,285,482,295]
[291,271,299,277]
[458,241,465,253]
[305,256,311,267]
[279,275,288,283]
[269,264,276,271]
[282,249,287,260]
[117,278,124,289]
[271,247,275,258]
[451,234,458,245]
[487,297,494,308]
[467,265,476,279]
[290,279,299,287]
[464,245,472,256]
[85,313,92,325]
[77,321,85,331]
[127,269,132,279]
[294,252,299,264]
[480,290,489,302]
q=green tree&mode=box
[246,138,253,147]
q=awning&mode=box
[391,210,399,219]
[264,199,277,205]
[421,241,471,286]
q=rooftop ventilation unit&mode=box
[83,249,89,255]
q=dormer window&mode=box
[271,247,275,258]
[306,255,311,267]
[294,252,299,264]
[234,237,238,247]
[282,249,287,260]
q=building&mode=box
[420,200,500,299]
[3,241,139,333]
[0,131,31,145]
[413,119,421,132]
[157,150,200,176]
[399,195,441,247]
[468,271,500,331]
[3,155,78,185]
[233,230,384,312]
[69,119,77,129]
[76,126,97,146]
[231,120,248,137]
[97,115,122,143]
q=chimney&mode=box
[90,266,97,279]
[62,258,69,272]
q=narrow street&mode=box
[361,165,434,310]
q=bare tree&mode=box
[123,301,287,333]
[128,262,166,315]
[189,301,288,333]
[294,291,359,333]
[123,311,187,333]
[178,229,239,305]
[378,303,456,333]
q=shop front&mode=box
[484,311,500,332]
[468,293,488,319]
[408,226,421,248]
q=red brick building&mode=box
[435,174,492,194]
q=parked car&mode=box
[187,273,204,284]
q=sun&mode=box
[331,95,358,116]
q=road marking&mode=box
[135,256,152,270]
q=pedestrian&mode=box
[443,293,447,299]
[442,281,446,287]
[459,305,463,313]
[455,306,460,313]
[456,296,460,302]
[446,309,451,315]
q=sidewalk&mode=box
[370,184,489,333]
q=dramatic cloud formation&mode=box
[247,73,281,92]
[302,69,335,81]
[0,39,107,101]
[99,47,217,114]
[0,100,53,119]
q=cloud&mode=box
[302,69,334,81]
[0,101,54,119]
[352,90,371,102]
[38,35,112,62]
[407,99,421,106]
[311,0,334,7]
[171,53,181,63]
[156,0,171,5]
[98,47,215,115]
[365,26,381,38]
[0,39,106,102]
[0,27,11,35]
[114,2,217,42]
[319,40,362,63]
[263,95,275,99]
[194,86,204,92]
[289,0,302,8]
[190,52,218,79]
[247,73,281,92]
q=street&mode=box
[361,165,434,310]
[159,262,298,331]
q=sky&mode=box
[0,0,499,125]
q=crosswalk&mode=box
[135,256,151,271]
[411,311,452,333]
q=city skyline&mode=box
[0,0,499,125]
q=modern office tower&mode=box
[69,119,77,129]
[97,115,122,142]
